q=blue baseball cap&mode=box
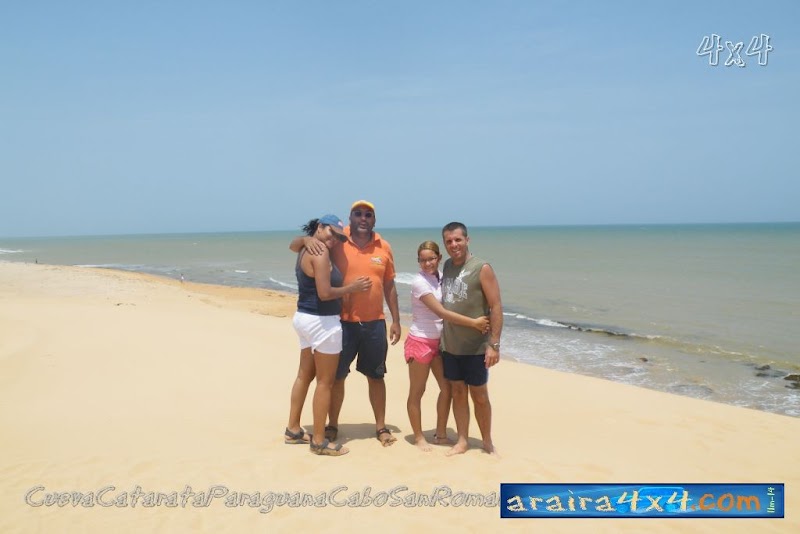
[319,214,347,242]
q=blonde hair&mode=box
[417,241,440,257]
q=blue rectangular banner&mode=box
[500,483,784,518]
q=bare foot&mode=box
[414,436,433,452]
[482,442,500,457]
[445,440,469,456]
[432,433,454,445]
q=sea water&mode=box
[3,223,799,416]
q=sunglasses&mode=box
[323,225,348,242]
[352,210,374,218]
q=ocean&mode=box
[2,223,799,417]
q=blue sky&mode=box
[1,1,798,237]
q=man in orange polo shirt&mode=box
[290,200,401,447]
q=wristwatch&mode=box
[489,341,500,351]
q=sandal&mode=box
[324,425,338,441]
[309,438,348,457]
[376,427,397,447]
[284,427,311,444]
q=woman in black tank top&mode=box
[284,215,371,456]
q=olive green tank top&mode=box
[440,255,488,355]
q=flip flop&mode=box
[284,427,311,444]
[376,427,397,447]
[309,438,348,457]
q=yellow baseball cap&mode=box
[350,200,375,213]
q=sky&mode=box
[1,1,798,237]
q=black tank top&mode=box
[296,250,343,316]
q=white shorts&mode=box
[292,312,343,354]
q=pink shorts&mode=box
[404,334,440,365]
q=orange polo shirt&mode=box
[331,227,396,322]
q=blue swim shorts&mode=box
[337,320,388,380]
[441,351,488,386]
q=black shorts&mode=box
[441,351,488,386]
[337,320,388,380]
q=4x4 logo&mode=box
[696,34,772,67]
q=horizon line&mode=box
[2,220,799,240]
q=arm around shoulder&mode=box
[290,236,326,255]
[289,236,305,253]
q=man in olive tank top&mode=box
[440,222,503,456]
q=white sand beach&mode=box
[1,261,797,533]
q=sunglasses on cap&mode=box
[352,210,374,218]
